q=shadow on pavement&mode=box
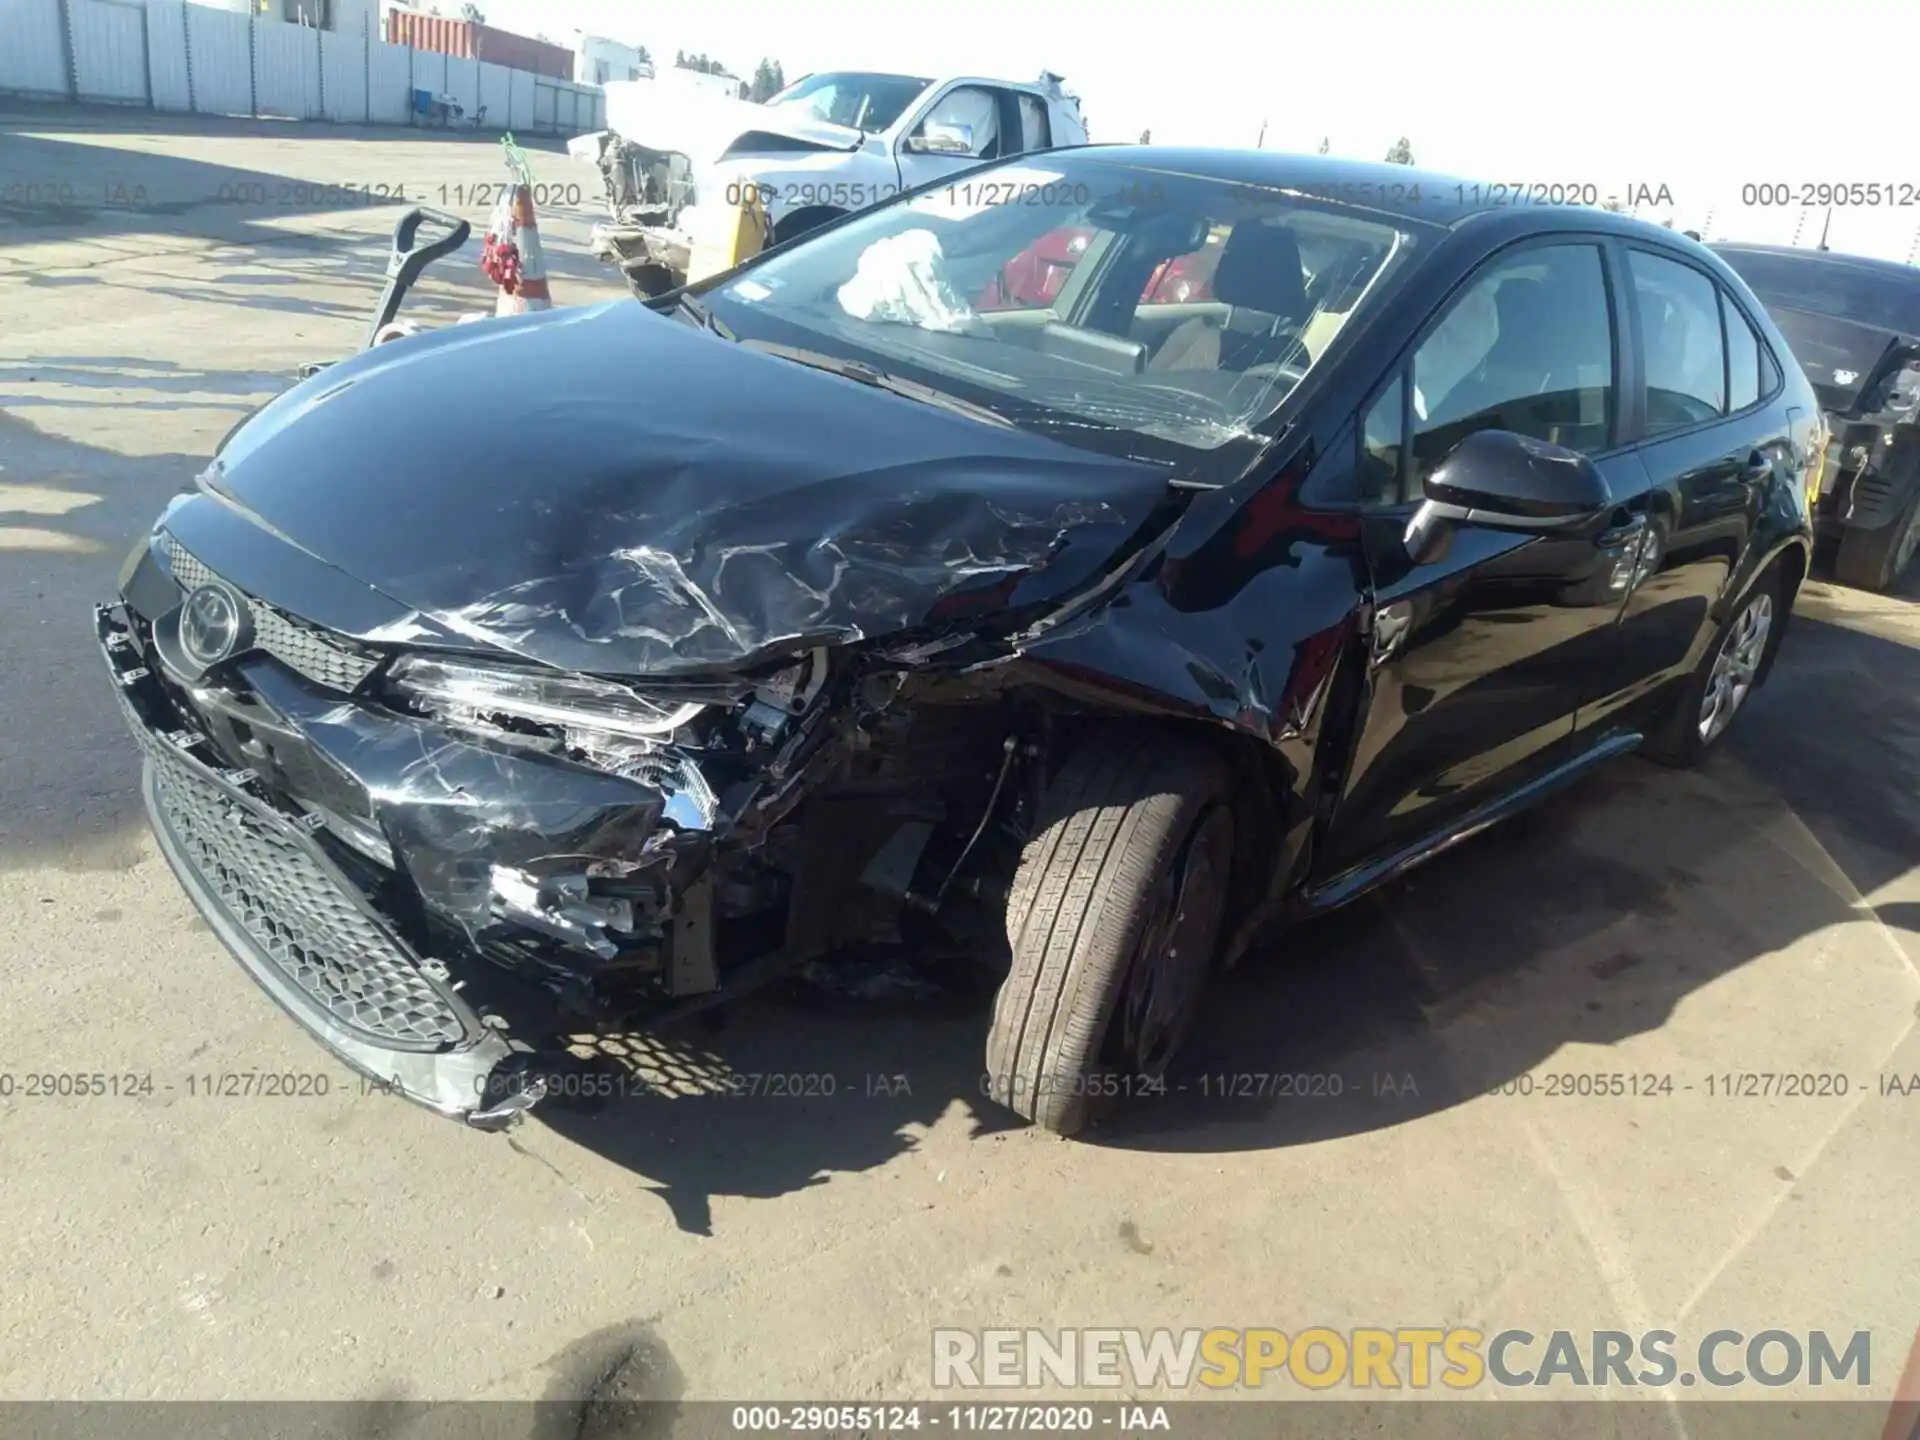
[519,600,1917,1229]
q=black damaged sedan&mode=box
[99,150,1818,1136]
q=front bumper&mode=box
[588,221,691,284]
[98,603,546,1127]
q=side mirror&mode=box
[1403,429,1610,561]
[907,122,975,155]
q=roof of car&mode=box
[1711,241,1920,284]
[1056,147,1687,235]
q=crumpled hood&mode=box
[207,302,1174,676]
[600,80,866,162]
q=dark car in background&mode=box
[1714,243,1920,590]
[98,150,1816,1139]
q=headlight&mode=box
[389,656,704,740]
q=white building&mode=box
[575,34,651,86]
[223,0,382,31]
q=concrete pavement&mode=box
[1,109,1915,1423]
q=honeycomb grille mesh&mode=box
[146,739,467,1047]
[162,535,379,693]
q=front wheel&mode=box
[984,732,1235,1136]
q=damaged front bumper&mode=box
[96,588,727,1129]
[589,221,692,288]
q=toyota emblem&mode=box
[179,583,251,668]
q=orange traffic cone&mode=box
[488,184,552,317]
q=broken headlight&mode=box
[388,656,704,740]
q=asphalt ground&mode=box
[1,107,1916,1431]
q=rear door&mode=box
[1579,246,1788,730]
[1320,237,1652,878]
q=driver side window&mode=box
[1408,243,1615,485]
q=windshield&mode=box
[701,155,1413,459]
[765,72,933,133]
[1718,249,1920,336]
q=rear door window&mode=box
[1723,291,1763,412]
[1628,251,1726,434]
[1015,93,1051,153]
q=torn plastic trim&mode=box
[99,606,537,1128]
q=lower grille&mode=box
[145,735,467,1048]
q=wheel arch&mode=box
[1043,713,1303,954]
[1752,537,1808,688]
[772,204,849,247]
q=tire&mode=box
[1833,494,1920,592]
[984,731,1235,1136]
[1641,566,1782,769]
[623,263,677,301]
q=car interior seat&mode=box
[1147,223,1310,373]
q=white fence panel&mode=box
[442,54,478,119]
[145,0,191,111]
[411,46,445,105]
[318,28,366,122]
[254,18,319,119]
[0,4,599,135]
[507,67,535,131]
[185,4,253,116]
[476,61,511,129]
[0,0,70,97]
[70,0,148,102]
[367,36,412,124]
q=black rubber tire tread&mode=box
[1832,496,1918,592]
[1641,563,1782,770]
[985,730,1230,1136]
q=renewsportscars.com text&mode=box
[932,1327,1873,1391]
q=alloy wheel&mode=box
[1698,591,1774,744]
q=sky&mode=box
[481,0,1920,262]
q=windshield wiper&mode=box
[745,342,1014,429]
[672,291,733,340]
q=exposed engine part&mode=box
[592,130,696,229]
[912,736,1021,914]
[667,871,718,995]
[489,864,644,960]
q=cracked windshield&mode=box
[707,157,1409,451]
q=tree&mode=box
[458,2,484,22]
[748,58,789,103]
[1138,128,1151,144]
[1383,136,1414,165]
[1316,135,1330,154]
[634,44,651,65]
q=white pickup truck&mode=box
[568,69,1089,294]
